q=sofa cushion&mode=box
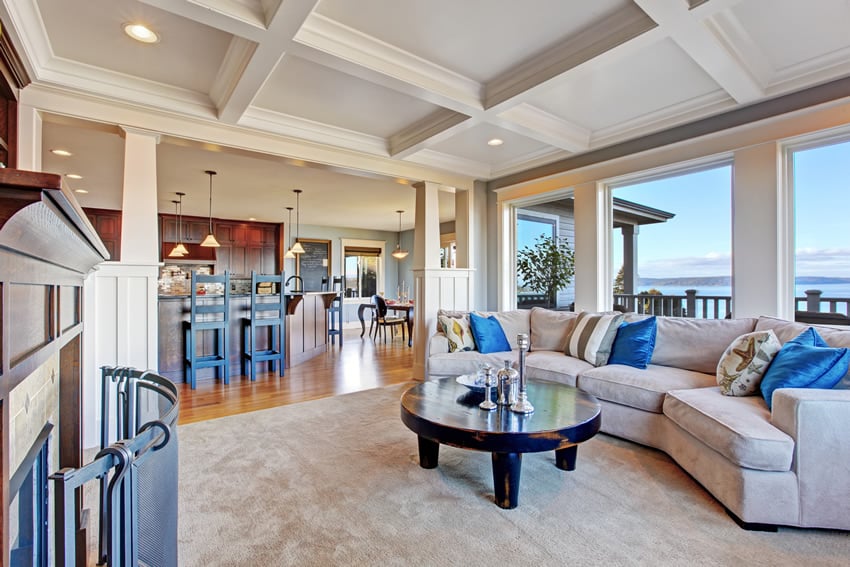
[760,328,850,409]
[469,312,511,354]
[475,310,530,349]
[529,307,578,351]
[429,351,518,377]
[565,311,624,366]
[663,387,794,472]
[608,316,657,369]
[651,317,757,374]
[578,364,716,413]
[525,351,593,387]
[438,314,476,353]
[756,315,850,388]
[716,330,781,396]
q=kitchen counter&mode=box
[157,291,339,383]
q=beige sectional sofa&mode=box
[427,307,850,531]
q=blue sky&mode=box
[607,139,850,279]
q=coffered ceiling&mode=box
[3,0,850,229]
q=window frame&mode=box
[340,238,387,304]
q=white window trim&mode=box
[340,238,387,304]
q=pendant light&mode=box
[170,192,189,256]
[167,199,186,257]
[290,189,305,254]
[391,210,409,260]
[284,206,296,259]
[200,170,220,247]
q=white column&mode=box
[16,104,42,171]
[454,189,470,269]
[732,142,791,319]
[83,127,161,448]
[574,181,612,312]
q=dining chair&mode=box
[371,295,406,343]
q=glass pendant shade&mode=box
[169,192,189,256]
[392,210,409,260]
[284,206,296,258]
[167,199,186,257]
[200,170,220,247]
[291,189,305,254]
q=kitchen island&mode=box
[158,291,338,384]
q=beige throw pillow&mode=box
[438,314,476,353]
[565,311,624,366]
[716,330,781,396]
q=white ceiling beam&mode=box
[137,0,267,41]
[634,0,764,103]
[389,109,472,158]
[484,5,658,112]
[216,0,320,123]
[495,104,590,153]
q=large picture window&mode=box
[341,239,385,299]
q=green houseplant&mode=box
[516,235,575,309]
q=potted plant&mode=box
[516,235,575,309]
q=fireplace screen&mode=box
[9,424,52,567]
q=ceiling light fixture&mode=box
[74,189,88,194]
[167,200,186,257]
[200,170,220,247]
[51,149,72,157]
[123,23,159,44]
[66,173,83,180]
[290,189,305,254]
[487,138,504,146]
[391,210,409,260]
[169,192,189,257]
[284,206,296,259]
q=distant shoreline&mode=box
[639,276,850,287]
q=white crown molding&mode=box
[491,147,571,179]
[389,109,472,158]
[240,106,388,155]
[296,13,482,112]
[590,90,735,149]
[137,0,267,40]
[767,46,850,97]
[404,149,491,180]
[485,5,658,112]
[496,103,590,153]
[0,0,53,79]
[707,9,772,88]
[210,37,257,111]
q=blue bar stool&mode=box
[184,271,230,389]
[242,271,286,381]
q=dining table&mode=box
[358,301,414,347]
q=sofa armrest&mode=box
[771,388,850,529]
[429,332,450,357]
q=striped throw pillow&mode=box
[565,311,624,366]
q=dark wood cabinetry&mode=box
[84,207,122,261]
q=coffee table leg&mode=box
[417,436,439,469]
[492,452,522,509]
[555,445,578,471]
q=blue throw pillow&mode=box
[608,316,657,369]
[469,312,511,354]
[760,328,850,409]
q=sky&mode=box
[607,139,850,279]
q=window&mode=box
[611,164,732,318]
[790,137,850,314]
[341,239,385,299]
[516,208,564,308]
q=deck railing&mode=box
[614,289,732,319]
[795,290,850,317]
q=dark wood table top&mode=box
[400,378,601,454]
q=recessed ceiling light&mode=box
[66,173,83,180]
[248,217,256,221]
[74,189,88,194]
[123,23,159,44]
[51,149,72,157]
[487,138,504,146]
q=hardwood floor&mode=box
[177,329,415,424]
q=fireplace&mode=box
[9,424,52,567]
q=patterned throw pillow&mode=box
[565,311,624,366]
[716,330,781,396]
[438,314,476,353]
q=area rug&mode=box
[178,383,850,566]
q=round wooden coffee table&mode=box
[400,377,601,509]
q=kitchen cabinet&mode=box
[84,207,122,261]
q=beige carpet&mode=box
[178,383,850,566]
